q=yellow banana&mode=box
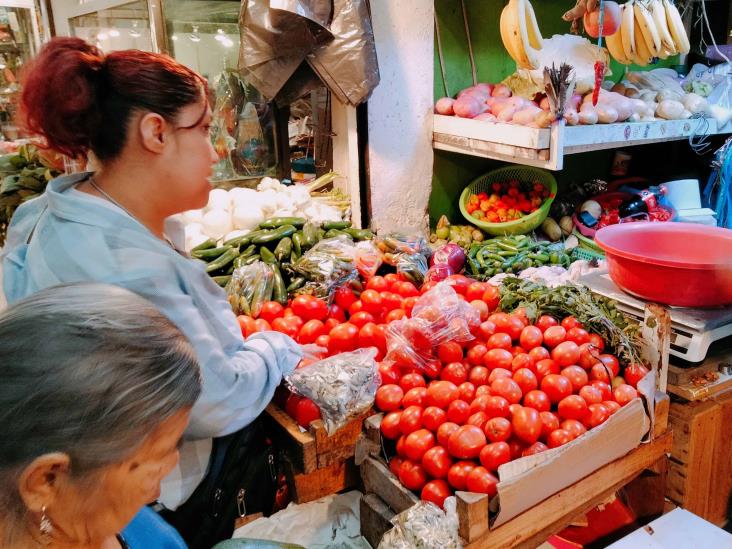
[621,1,636,61]
[663,0,690,55]
[632,17,653,66]
[650,0,676,53]
[606,29,631,64]
[524,0,543,50]
[634,1,662,57]
[500,0,543,70]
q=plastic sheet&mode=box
[378,498,462,549]
[285,348,379,435]
[292,235,358,299]
[226,262,274,317]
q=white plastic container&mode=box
[663,179,701,210]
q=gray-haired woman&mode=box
[0,283,201,548]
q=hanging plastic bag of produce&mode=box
[292,235,358,299]
[285,348,379,435]
[375,232,432,286]
[225,261,275,318]
[354,240,383,279]
[378,498,462,549]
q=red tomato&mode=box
[422,406,447,431]
[561,365,589,392]
[399,459,428,491]
[623,363,649,388]
[585,403,610,428]
[484,417,512,443]
[328,303,347,323]
[421,446,453,480]
[588,333,605,352]
[465,282,487,302]
[334,286,357,312]
[404,429,436,462]
[456,382,475,403]
[328,323,359,353]
[561,419,587,440]
[513,368,538,395]
[384,273,402,289]
[446,274,471,296]
[467,411,489,429]
[421,479,451,508]
[358,322,377,349]
[272,317,299,338]
[298,319,325,344]
[491,378,522,404]
[579,385,604,405]
[446,399,471,424]
[566,327,590,345]
[529,346,551,363]
[400,373,426,392]
[396,435,408,458]
[394,281,419,298]
[314,334,330,349]
[447,461,476,491]
[400,405,424,435]
[543,326,567,348]
[284,393,302,419]
[467,366,489,386]
[506,316,526,341]
[379,362,400,385]
[512,406,542,444]
[552,341,580,367]
[539,411,560,441]
[603,400,622,415]
[294,398,321,428]
[484,349,514,370]
[535,315,559,332]
[380,291,403,312]
[237,315,257,338]
[373,324,388,355]
[365,275,387,292]
[352,312,379,331]
[523,389,551,412]
[487,333,512,351]
[480,442,511,471]
[547,428,572,448]
[258,301,284,324]
[348,300,364,316]
[475,385,492,398]
[466,345,488,366]
[359,290,383,315]
[291,295,328,321]
[590,363,613,384]
[560,316,580,330]
[484,395,511,419]
[613,384,638,406]
[536,358,560,381]
[578,342,602,370]
[540,374,573,404]
[402,296,417,317]
[477,321,497,341]
[402,387,429,408]
[523,442,549,456]
[441,362,468,385]
[558,395,589,421]
[323,318,340,333]
[488,313,511,334]
[511,353,536,374]
[437,422,460,447]
[482,285,501,311]
[389,456,403,477]
[507,438,526,459]
[470,300,489,321]
[422,359,443,380]
[381,411,402,440]
[599,354,621,377]
[438,342,463,364]
[375,384,404,412]
[466,466,498,496]
[385,309,407,323]
[519,326,543,350]
[488,368,512,384]
[427,381,459,409]
[448,425,487,459]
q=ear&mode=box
[17,453,71,512]
[138,112,168,154]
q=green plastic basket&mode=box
[459,166,558,236]
[571,246,605,262]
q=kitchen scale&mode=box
[577,270,732,364]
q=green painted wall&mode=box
[430,0,680,227]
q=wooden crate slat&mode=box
[360,456,420,514]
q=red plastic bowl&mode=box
[594,222,732,307]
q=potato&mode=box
[435,97,455,115]
[453,95,484,118]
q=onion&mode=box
[430,243,466,274]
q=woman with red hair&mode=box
[1,37,302,547]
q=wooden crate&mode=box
[283,456,360,504]
[264,403,370,474]
[666,388,732,526]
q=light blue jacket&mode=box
[2,173,302,507]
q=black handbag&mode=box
[159,420,279,549]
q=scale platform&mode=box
[578,271,732,363]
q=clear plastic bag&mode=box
[377,498,462,549]
[292,236,359,299]
[285,348,379,435]
[396,252,428,287]
[355,240,383,279]
[226,262,274,317]
[384,282,480,371]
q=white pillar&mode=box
[367,0,434,234]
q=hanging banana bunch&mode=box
[500,0,544,70]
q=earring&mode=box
[40,505,53,537]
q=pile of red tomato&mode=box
[373,294,648,509]
[465,180,551,223]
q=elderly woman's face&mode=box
[33,409,190,544]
